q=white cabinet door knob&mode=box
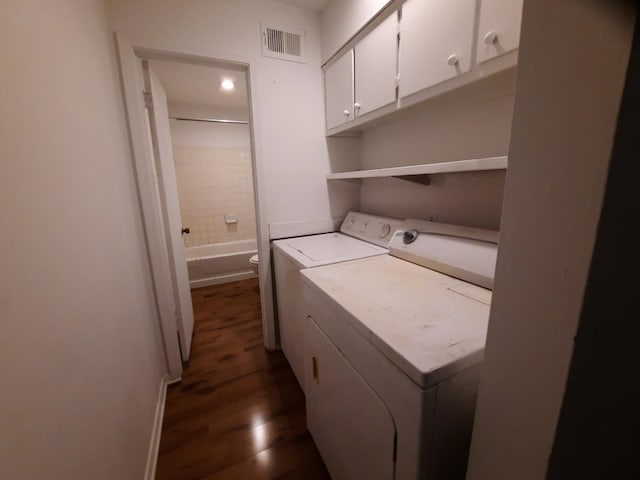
[354,102,361,109]
[343,109,350,116]
[447,54,459,66]
[484,31,498,44]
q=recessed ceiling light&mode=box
[221,79,235,91]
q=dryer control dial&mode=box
[379,224,391,238]
[403,230,419,244]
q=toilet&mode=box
[249,254,259,275]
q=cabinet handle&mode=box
[312,356,319,383]
[447,54,459,66]
[354,102,361,110]
[343,109,350,116]
[484,31,498,44]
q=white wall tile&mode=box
[172,141,257,247]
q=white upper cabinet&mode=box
[398,0,477,99]
[476,0,524,63]
[354,13,398,117]
[324,50,354,130]
[322,0,522,135]
[321,0,391,63]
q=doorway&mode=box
[116,36,272,380]
[148,60,259,286]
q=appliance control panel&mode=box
[339,211,403,247]
[389,218,500,289]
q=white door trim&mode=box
[114,34,278,367]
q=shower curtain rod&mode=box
[169,116,249,125]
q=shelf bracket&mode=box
[393,174,431,186]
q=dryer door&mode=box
[306,316,396,480]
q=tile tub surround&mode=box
[173,144,257,247]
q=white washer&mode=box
[272,211,402,391]
[301,219,499,480]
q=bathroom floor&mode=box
[156,278,330,479]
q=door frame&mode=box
[115,34,277,381]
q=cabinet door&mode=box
[476,0,524,63]
[305,316,395,480]
[398,0,477,99]
[324,50,354,130]
[354,13,398,117]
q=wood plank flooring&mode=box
[156,278,331,480]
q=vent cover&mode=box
[261,23,306,63]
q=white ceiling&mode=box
[149,60,248,111]
[275,0,330,12]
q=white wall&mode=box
[359,72,515,228]
[360,172,505,230]
[360,73,515,170]
[107,0,345,230]
[0,0,167,478]
[321,0,391,62]
[466,1,636,479]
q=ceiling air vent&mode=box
[261,23,306,63]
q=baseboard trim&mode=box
[144,374,171,480]
[189,271,257,289]
[167,376,182,386]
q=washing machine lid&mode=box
[287,233,385,261]
[274,233,387,268]
[272,212,402,268]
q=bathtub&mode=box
[185,239,257,289]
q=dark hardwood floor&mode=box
[156,278,331,480]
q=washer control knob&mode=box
[403,229,419,245]
[379,224,391,238]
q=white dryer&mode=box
[301,219,499,480]
[272,211,402,391]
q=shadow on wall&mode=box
[361,172,506,230]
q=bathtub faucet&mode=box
[181,227,190,235]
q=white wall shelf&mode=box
[326,156,508,185]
